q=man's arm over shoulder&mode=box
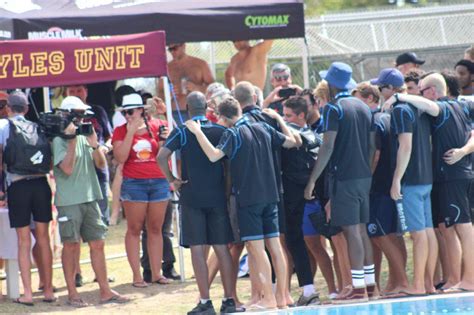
[254,40,274,55]
[396,94,440,117]
[185,120,225,162]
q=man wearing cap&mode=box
[158,92,240,315]
[385,73,474,292]
[304,62,377,303]
[225,40,274,91]
[52,96,129,307]
[0,91,55,305]
[395,52,425,75]
[263,63,303,115]
[374,68,437,295]
[158,43,214,124]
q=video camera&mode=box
[39,109,93,139]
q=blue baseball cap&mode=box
[370,68,404,88]
[319,62,356,90]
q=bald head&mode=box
[421,73,447,98]
[186,91,207,117]
[233,81,256,108]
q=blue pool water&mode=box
[257,293,474,315]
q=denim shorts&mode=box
[401,184,433,232]
[121,178,171,203]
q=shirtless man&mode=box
[158,43,214,123]
[225,40,274,90]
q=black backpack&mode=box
[4,118,52,175]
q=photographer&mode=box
[0,91,55,306]
[52,96,128,307]
[263,63,303,114]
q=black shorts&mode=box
[180,205,234,247]
[367,192,398,237]
[238,203,279,242]
[432,180,472,228]
[329,177,371,227]
[7,177,52,228]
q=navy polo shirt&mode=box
[217,117,286,208]
[322,93,372,181]
[390,102,432,185]
[431,98,474,182]
[372,111,393,194]
[164,118,227,208]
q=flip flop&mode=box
[132,281,149,288]
[399,290,427,297]
[13,298,34,306]
[441,287,472,294]
[66,298,89,308]
[246,304,277,312]
[43,297,58,303]
[383,291,409,299]
[153,276,171,285]
[99,294,130,305]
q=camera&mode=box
[39,110,93,139]
[278,88,297,99]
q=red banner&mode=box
[0,31,168,89]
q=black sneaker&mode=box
[75,273,83,288]
[220,298,245,314]
[187,301,216,315]
[163,267,181,280]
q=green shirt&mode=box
[52,135,102,207]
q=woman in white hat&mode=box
[112,93,171,287]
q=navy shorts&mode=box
[302,200,321,236]
[121,178,171,202]
[367,192,398,237]
[432,180,472,228]
[180,205,234,247]
[238,203,279,242]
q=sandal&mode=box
[66,298,89,308]
[13,297,34,306]
[132,281,149,288]
[100,294,130,305]
[153,276,171,285]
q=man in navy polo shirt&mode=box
[304,62,376,304]
[185,97,298,310]
[385,73,474,292]
[157,92,238,315]
[374,68,438,296]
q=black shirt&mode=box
[431,98,474,182]
[390,102,433,185]
[217,117,286,208]
[372,111,393,194]
[164,118,227,208]
[322,93,372,180]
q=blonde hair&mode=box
[465,45,474,61]
[313,80,329,102]
[352,82,381,104]
[422,73,447,96]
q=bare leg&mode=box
[434,227,450,286]
[213,245,235,298]
[89,240,122,301]
[304,235,337,294]
[425,228,438,293]
[245,250,263,307]
[123,201,147,284]
[146,201,168,282]
[408,230,429,294]
[331,233,352,295]
[191,245,211,299]
[454,223,474,290]
[439,224,461,288]
[371,241,382,288]
[109,164,123,226]
[62,242,81,300]
[16,226,33,303]
[265,237,289,308]
[33,222,55,300]
[245,240,276,309]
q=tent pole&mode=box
[301,39,310,89]
[162,76,185,282]
[210,42,216,79]
[43,87,50,112]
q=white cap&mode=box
[59,96,91,111]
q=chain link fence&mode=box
[185,3,473,94]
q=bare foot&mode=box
[453,281,474,291]
[244,297,261,308]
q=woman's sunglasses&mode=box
[123,108,135,116]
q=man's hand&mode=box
[262,108,280,119]
[390,179,402,200]
[64,122,77,137]
[443,148,466,165]
[159,126,170,141]
[304,181,316,200]
[383,95,397,112]
[86,128,99,148]
[152,96,166,115]
[170,177,188,191]
[185,120,201,134]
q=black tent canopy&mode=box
[0,0,305,42]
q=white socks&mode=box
[303,284,316,297]
[351,269,365,288]
[364,264,376,286]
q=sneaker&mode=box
[296,293,320,306]
[163,267,181,281]
[220,298,245,314]
[367,284,380,300]
[328,292,338,300]
[75,273,83,288]
[333,287,368,304]
[188,300,216,315]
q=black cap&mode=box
[396,52,425,67]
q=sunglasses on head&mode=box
[123,108,135,116]
[274,75,289,81]
[420,86,432,95]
